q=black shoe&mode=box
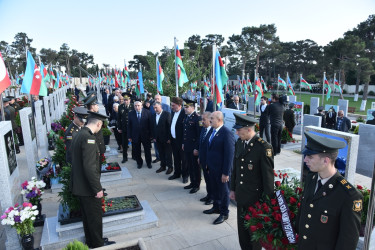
[137,164,142,169]
[121,158,128,163]
[103,240,116,246]
[213,215,228,225]
[200,196,209,202]
[182,177,188,184]
[184,184,193,189]
[203,207,220,215]
[190,187,199,194]
[156,167,166,173]
[205,199,214,205]
[147,164,152,169]
[152,158,160,163]
[117,146,121,150]
[16,149,20,154]
[166,168,173,175]
[168,174,180,180]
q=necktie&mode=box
[201,128,207,142]
[315,180,323,194]
[137,113,141,122]
[209,129,216,144]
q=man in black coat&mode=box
[168,97,188,183]
[283,102,296,134]
[227,95,242,110]
[268,94,284,155]
[259,96,270,142]
[117,94,133,163]
[152,102,173,174]
[102,88,110,116]
[325,107,337,129]
[71,111,114,248]
[314,106,326,128]
[127,101,153,169]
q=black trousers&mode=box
[156,141,172,169]
[133,139,151,165]
[185,151,201,188]
[121,130,128,160]
[201,163,212,199]
[171,138,187,178]
[113,127,122,147]
[78,196,104,248]
[259,123,270,143]
[271,124,282,154]
[209,171,230,216]
[237,206,261,250]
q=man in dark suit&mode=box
[127,101,153,169]
[283,102,296,134]
[203,111,235,225]
[325,107,337,129]
[168,97,188,183]
[71,111,115,248]
[227,95,242,110]
[198,112,213,205]
[107,89,116,116]
[152,102,173,174]
[205,96,214,112]
[336,110,351,132]
[314,106,326,128]
[259,96,270,142]
[297,132,362,250]
[117,94,133,163]
[268,94,284,155]
[230,113,274,250]
[102,88,110,116]
[182,99,202,194]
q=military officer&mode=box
[3,97,20,153]
[64,106,88,164]
[82,90,97,104]
[117,93,133,163]
[7,96,23,146]
[296,132,363,250]
[182,99,202,194]
[230,113,274,250]
[70,111,115,248]
[84,96,106,155]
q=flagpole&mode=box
[174,37,178,97]
[212,44,216,112]
[322,72,325,107]
[299,74,302,102]
[253,69,257,116]
[277,74,279,95]
[331,73,335,105]
[155,56,158,94]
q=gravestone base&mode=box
[293,124,302,135]
[104,147,119,157]
[40,200,158,250]
[34,214,46,227]
[51,167,132,193]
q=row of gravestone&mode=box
[0,86,68,249]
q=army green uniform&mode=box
[118,103,133,161]
[296,171,363,250]
[96,128,106,154]
[71,127,103,248]
[231,135,274,250]
[64,121,81,164]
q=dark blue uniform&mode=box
[183,111,202,189]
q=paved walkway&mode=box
[11,104,373,250]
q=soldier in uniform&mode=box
[70,111,115,248]
[3,97,20,153]
[230,113,274,250]
[182,99,202,194]
[117,93,133,163]
[84,96,106,155]
[64,107,88,165]
[296,132,363,250]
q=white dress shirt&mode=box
[171,109,181,139]
[156,111,162,125]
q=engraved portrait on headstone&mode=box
[4,131,17,175]
[41,104,46,125]
[29,113,36,140]
[48,99,52,116]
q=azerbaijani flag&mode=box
[278,75,287,89]
[300,76,312,90]
[254,75,263,106]
[204,79,209,93]
[29,65,42,96]
[261,76,268,91]
[175,45,189,87]
[214,50,224,105]
[38,63,48,96]
[156,58,164,94]
[0,52,11,94]
[124,65,130,84]
[114,69,119,88]
[287,75,295,96]
[247,77,253,92]
[237,75,242,93]
[21,51,36,94]
[54,69,60,89]
[218,55,228,87]
[324,76,332,100]
[138,71,144,94]
[334,78,342,94]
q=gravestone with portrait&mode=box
[52,93,57,121]
[309,97,320,115]
[288,95,297,104]
[247,96,259,114]
[43,96,51,131]
[35,100,49,158]
[356,124,375,177]
[292,102,304,135]
[20,107,39,179]
[0,121,22,249]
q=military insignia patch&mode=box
[320,215,328,223]
[353,200,362,212]
[199,121,203,126]
[66,136,72,140]
[266,149,272,157]
[248,164,253,170]
[87,139,95,144]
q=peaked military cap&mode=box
[289,103,295,109]
[302,131,346,155]
[183,98,196,107]
[121,92,132,100]
[2,97,11,103]
[84,96,98,106]
[6,96,15,100]
[317,106,324,112]
[233,113,258,129]
[73,106,88,117]
[82,91,97,102]
[87,111,108,122]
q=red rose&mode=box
[281,190,285,195]
[250,225,257,232]
[275,181,281,187]
[281,237,289,245]
[297,202,301,208]
[295,187,303,194]
[289,197,297,204]
[290,212,295,219]
[272,206,280,211]
[256,222,263,229]
[267,234,274,242]
[272,223,278,228]
[263,206,270,213]
[270,199,277,205]
[244,214,251,221]
[275,213,282,221]
[264,216,271,222]
[357,185,363,190]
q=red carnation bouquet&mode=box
[244,170,302,250]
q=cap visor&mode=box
[301,147,319,156]
[233,124,243,129]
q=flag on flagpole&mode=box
[300,76,312,90]
[39,63,48,96]
[138,71,144,94]
[324,76,332,100]
[334,77,342,94]
[204,79,210,93]
[156,58,164,94]
[175,45,189,87]
[124,65,130,84]
[278,75,287,89]
[29,65,42,96]
[260,76,268,91]
[214,50,225,105]
[254,75,263,106]
[218,56,228,87]
[0,52,11,94]
[287,74,295,96]
[21,51,36,94]
[54,69,60,89]
[247,76,253,92]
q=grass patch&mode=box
[293,149,302,154]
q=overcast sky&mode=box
[0,0,374,69]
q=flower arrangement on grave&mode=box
[44,164,61,179]
[21,177,46,205]
[281,127,295,143]
[356,185,373,228]
[244,171,302,250]
[58,166,81,214]
[65,94,79,121]
[36,158,50,172]
[52,135,67,169]
[255,123,260,133]
[100,153,107,166]
[1,202,38,236]
[51,122,63,133]
[105,164,121,171]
